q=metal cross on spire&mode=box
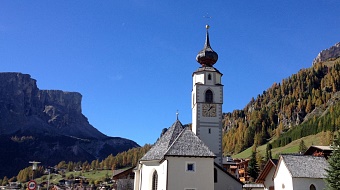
[203,13,212,20]
[176,110,179,120]
[203,13,212,25]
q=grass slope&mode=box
[34,169,114,185]
[233,132,324,159]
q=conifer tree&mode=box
[248,150,259,181]
[265,144,272,161]
[298,140,307,153]
[325,137,340,189]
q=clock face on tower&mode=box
[202,103,216,117]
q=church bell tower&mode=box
[192,25,223,165]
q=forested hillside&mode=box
[222,57,340,155]
[8,145,152,184]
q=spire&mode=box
[196,25,218,67]
[204,25,211,49]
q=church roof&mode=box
[140,120,215,161]
[196,25,218,67]
[276,155,329,179]
[192,66,222,76]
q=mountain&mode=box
[312,42,340,65]
[0,72,139,178]
[222,42,340,155]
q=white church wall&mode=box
[292,178,326,190]
[191,102,197,134]
[196,124,221,156]
[193,74,204,85]
[192,71,222,86]
[138,160,168,190]
[215,73,221,84]
[166,157,214,190]
[195,85,222,104]
[133,168,140,190]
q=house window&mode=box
[205,90,213,103]
[310,184,316,190]
[214,168,217,183]
[209,128,211,134]
[186,162,195,172]
[152,171,158,190]
[208,74,212,80]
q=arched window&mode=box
[310,184,316,190]
[208,74,212,80]
[205,90,213,103]
[214,168,217,183]
[152,171,158,190]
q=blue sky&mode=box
[1,1,340,146]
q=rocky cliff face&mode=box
[0,72,139,178]
[312,42,340,65]
[0,72,105,139]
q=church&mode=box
[133,25,243,190]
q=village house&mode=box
[304,145,332,159]
[273,154,329,190]
[255,159,278,190]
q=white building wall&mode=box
[214,166,242,190]
[292,178,326,190]
[133,168,140,190]
[192,84,223,165]
[195,85,223,103]
[263,166,275,190]
[193,73,204,85]
[192,68,223,165]
[191,97,198,135]
[166,157,214,190]
[274,162,293,190]
[138,160,168,190]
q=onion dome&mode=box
[196,25,218,67]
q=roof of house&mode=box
[243,183,264,188]
[255,159,278,184]
[140,120,215,161]
[277,155,329,179]
[112,167,135,180]
[304,145,333,159]
[309,145,332,151]
[222,156,236,165]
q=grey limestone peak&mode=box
[140,120,215,161]
[312,42,340,65]
[280,154,329,179]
